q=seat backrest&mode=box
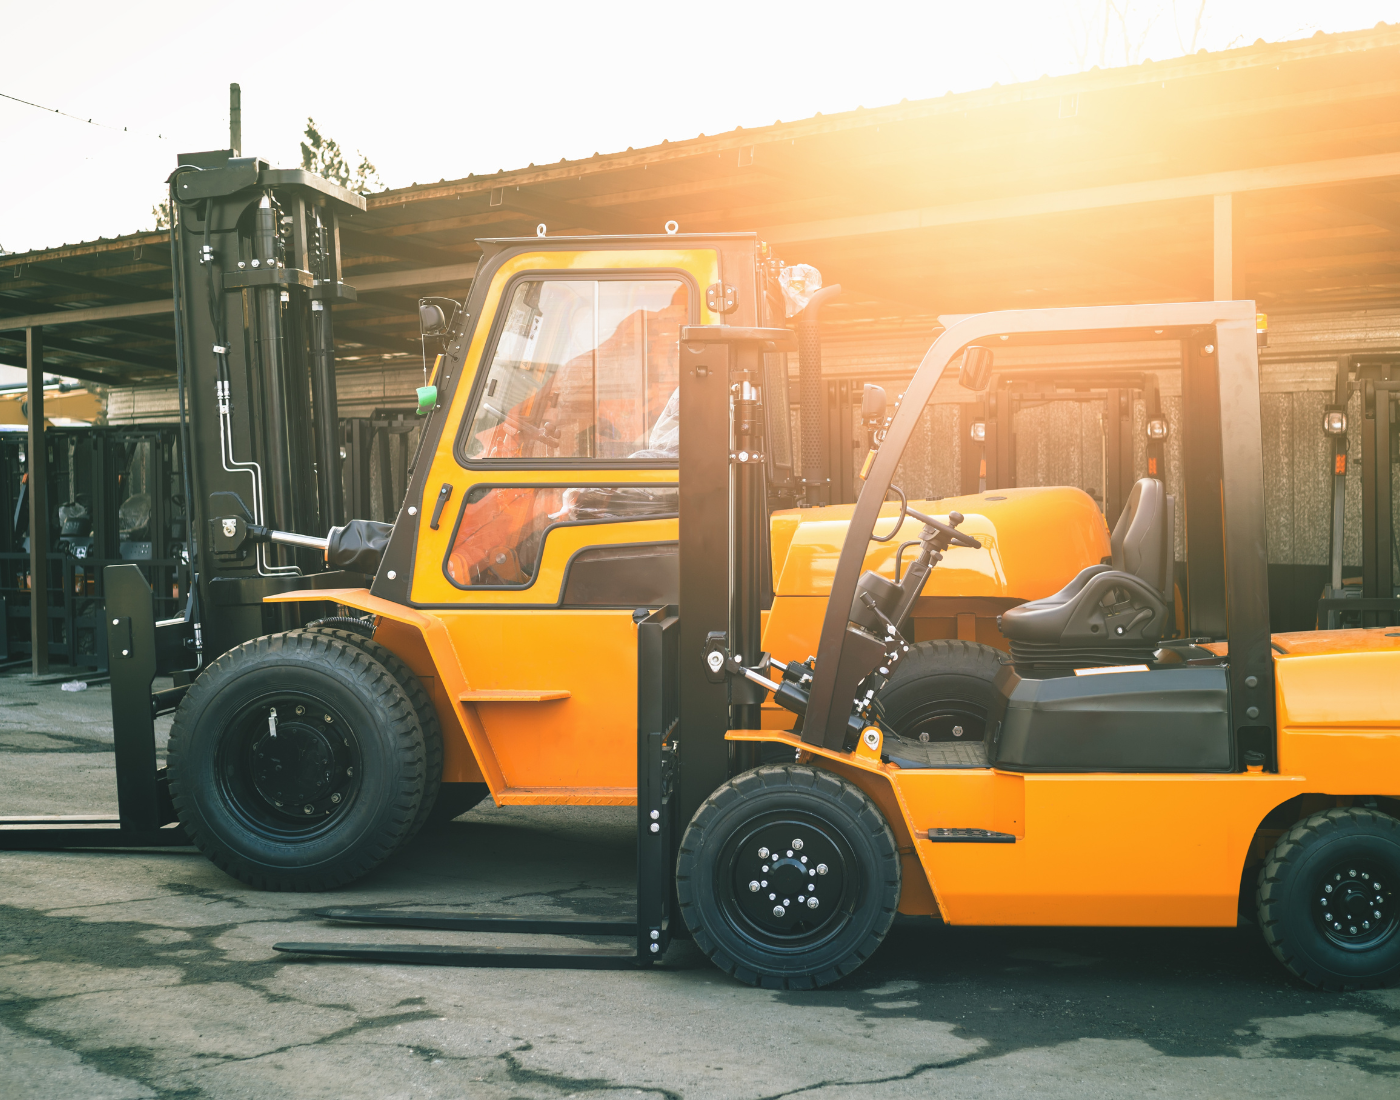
[1110,478,1169,595]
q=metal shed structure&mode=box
[3,21,1400,667]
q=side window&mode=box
[461,278,686,462]
[445,484,678,587]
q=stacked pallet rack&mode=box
[0,425,188,670]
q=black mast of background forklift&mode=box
[0,153,367,850]
[1318,352,1400,628]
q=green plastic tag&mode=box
[416,385,438,416]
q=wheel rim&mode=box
[881,695,987,744]
[214,691,362,841]
[1313,857,1397,951]
[716,810,860,953]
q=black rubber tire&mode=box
[296,626,443,842]
[167,631,425,891]
[873,639,1005,743]
[428,782,492,823]
[676,765,900,989]
[1257,807,1400,991]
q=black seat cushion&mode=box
[999,478,1173,649]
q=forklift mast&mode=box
[1319,353,1400,628]
[168,151,366,661]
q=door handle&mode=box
[430,483,454,530]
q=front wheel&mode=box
[167,631,426,891]
[1257,807,1400,990]
[676,765,900,989]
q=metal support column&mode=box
[1213,194,1233,301]
[26,327,48,675]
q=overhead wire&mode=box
[0,89,172,140]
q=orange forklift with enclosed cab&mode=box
[6,154,1395,993]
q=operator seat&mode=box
[998,478,1175,669]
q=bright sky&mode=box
[2,0,1398,256]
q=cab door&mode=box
[409,249,719,801]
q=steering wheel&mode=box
[870,484,909,543]
[905,506,982,549]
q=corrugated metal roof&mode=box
[3,21,1399,386]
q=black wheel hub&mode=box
[886,699,985,744]
[216,693,361,838]
[722,814,853,948]
[1314,859,1396,950]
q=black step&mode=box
[924,828,1016,843]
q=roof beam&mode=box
[0,298,174,331]
[0,331,172,373]
[760,152,1400,244]
[494,189,637,233]
[0,352,130,386]
[349,262,478,292]
[15,263,168,303]
[339,228,467,267]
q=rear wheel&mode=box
[873,639,1005,743]
[1257,807,1400,990]
[167,631,425,891]
[677,765,899,989]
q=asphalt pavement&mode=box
[1,668,1398,1099]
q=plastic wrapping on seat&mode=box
[326,519,393,574]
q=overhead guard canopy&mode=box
[802,301,1271,759]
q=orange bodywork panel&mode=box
[265,589,637,805]
[763,486,1109,661]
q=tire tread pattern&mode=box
[167,631,425,892]
[677,765,900,990]
[1256,805,1400,991]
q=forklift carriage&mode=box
[3,153,1397,992]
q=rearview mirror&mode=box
[860,383,887,424]
[958,346,993,392]
[418,302,447,336]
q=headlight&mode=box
[1146,418,1169,441]
[969,420,986,444]
[1324,410,1347,436]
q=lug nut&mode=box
[1325,885,1333,893]
[807,897,819,909]
[749,881,760,893]
[773,905,785,917]
[786,850,793,858]
[817,863,828,875]
[757,847,769,859]
[324,714,333,723]
[296,705,305,715]
[919,732,930,743]
[793,839,803,851]
[769,893,776,901]
[303,805,313,814]
[330,793,341,804]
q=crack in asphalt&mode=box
[499,1041,684,1099]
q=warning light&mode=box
[1324,409,1348,436]
[1148,457,1159,476]
[1146,417,1169,440]
[969,420,987,444]
[1335,454,1347,476]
